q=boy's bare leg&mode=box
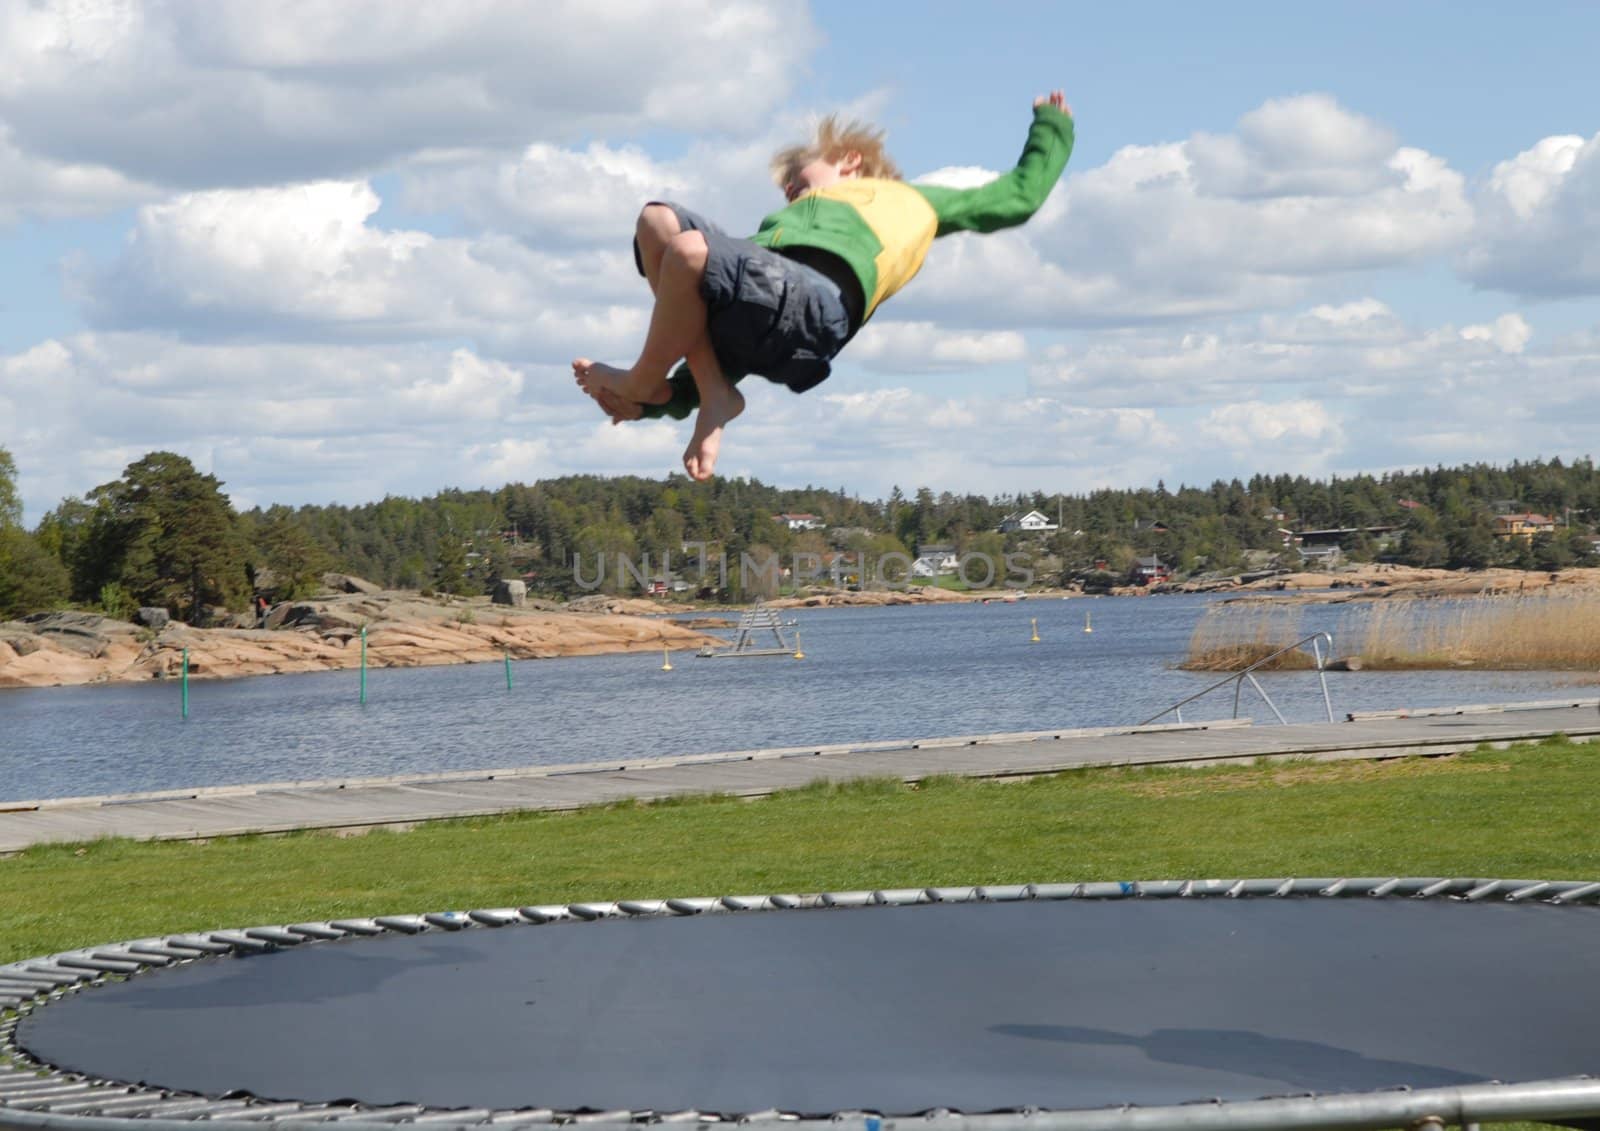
[681,337,743,481]
[634,204,681,294]
[574,228,709,405]
[576,204,682,419]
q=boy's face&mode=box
[783,150,863,202]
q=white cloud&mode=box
[1460,313,1532,354]
[1026,300,1549,408]
[896,94,1472,330]
[0,0,816,191]
[848,321,1027,372]
[402,142,692,246]
[1461,131,1600,297]
[73,179,653,360]
[1201,399,1342,449]
[1187,95,1398,198]
[0,123,154,226]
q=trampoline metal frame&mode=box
[3,876,1599,1131]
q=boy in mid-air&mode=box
[575,90,1073,480]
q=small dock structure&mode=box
[697,602,799,658]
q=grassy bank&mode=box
[1186,591,1600,672]
[4,737,1598,964]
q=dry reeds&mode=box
[1183,601,1317,672]
[1349,592,1600,670]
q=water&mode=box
[1,596,1588,802]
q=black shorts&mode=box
[634,202,854,394]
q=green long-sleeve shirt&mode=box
[639,104,1074,420]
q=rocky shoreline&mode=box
[1171,564,1600,602]
[0,591,726,690]
[9,567,1600,690]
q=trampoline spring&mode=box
[468,909,525,927]
[617,900,672,916]
[214,1100,318,1120]
[39,1090,161,1115]
[327,920,388,936]
[159,935,235,954]
[820,891,874,908]
[517,906,571,923]
[871,889,929,906]
[482,1106,557,1123]
[734,1108,784,1123]
[925,888,979,903]
[117,947,179,965]
[972,885,1030,902]
[330,1103,429,1121]
[406,1108,497,1124]
[423,912,473,930]
[203,930,281,952]
[1552,882,1600,904]
[244,926,310,945]
[54,955,144,975]
[1506,882,1553,902]
[17,965,91,984]
[1370,878,1406,897]
[287,923,354,940]
[0,1081,102,1101]
[1023,883,1078,901]
[373,915,431,934]
[663,897,718,915]
[569,903,621,920]
[1464,880,1506,902]
[717,896,771,912]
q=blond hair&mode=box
[770,114,901,188]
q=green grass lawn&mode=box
[4,737,1597,964]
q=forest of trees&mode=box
[2,446,1598,622]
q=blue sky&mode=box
[2,0,1599,523]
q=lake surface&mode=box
[1,596,1589,802]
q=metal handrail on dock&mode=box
[1140,632,1336,727]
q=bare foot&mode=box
[683,384,744,481]
[596,385,643,424]
[573,357,669,404]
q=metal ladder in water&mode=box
[1140,632,1337,726]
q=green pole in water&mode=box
[505,648,513,691]
[360,626,368,705]
[181,648,189,719]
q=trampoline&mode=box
[3,877,1599,1131]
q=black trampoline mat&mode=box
[16,898,1600,1115]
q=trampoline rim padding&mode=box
[2,875,1599,1131]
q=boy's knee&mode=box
[637,204,681,242]
[664,230,709,273]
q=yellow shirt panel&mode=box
[811,180,939,316]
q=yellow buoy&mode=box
[661,644,673,671]
[793,631,805,660]
[1030,617,1041,643]
[1084,611,1093,634]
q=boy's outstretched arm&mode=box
[915,90,1075,237]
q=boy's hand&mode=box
[1034,90,1071,117]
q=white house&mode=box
[998,510,1058,533]
[912,544,960,578]
[773,512,825,531]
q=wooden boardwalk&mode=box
[2,698,1596,853]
